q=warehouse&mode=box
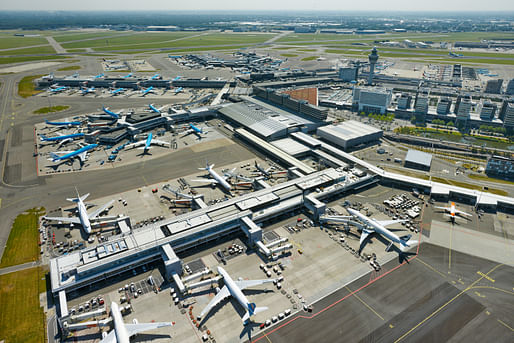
[270,138,311,157]
[404,149,433,171]
[316,120,383,150]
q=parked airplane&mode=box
[126,132,170,152]
[43,190,114,235]
[110,88,125,96]
[49,143,98,163]
[94,73,105,79]
[172,75,181,81]
[80,86,96,95]
[100,302,173,343]
[148,104,165,113]
[151,73,161,80]
[174,87,184,94]
[182,123,208,139]
[192,162,233,192]
[102,106,121,119]
[141,86,155,96]
[45,119,81,128]
[198,266,274,324]
[40,133,85,147]
[434,202,472,222]
[324,208,417,253]
[48,85,68,93]
[449,52,463,58]
[122,73,133,78]
[252,161,287,179]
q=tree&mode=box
[446,121,454,128]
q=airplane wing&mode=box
[126,141,145,150]
[376,219,407,227]
[433,206,449,211]
[191,179,218,185]
[87,200,114,219]
[125,322,173,337]
[234,279,274,290]
[78,151,87,162]
[455,209,472,217]
[150,139,170,147]
[200,286,231,317]
[99,330,116,343]
[43,216,81,224]
[359,230,371,247]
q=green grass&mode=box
[0,267,47,343]
[280,53,298,57]
[57,65,81,71]
[383,166,430,180]
[468,173,514,186]
[0,46,56,56]
[0,55,66,65]
[33,105,70,114]
[53,31,129,43]
[0,35,48,49]
[301,56,318,61]
[272,46,296,50]
[431,177,508,196]
[0,208,44,268]
[60,32,200,49]
[17,75,44,98]
[297,48,317,52]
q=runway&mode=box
[251,243,514,343]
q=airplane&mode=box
[40,133,85,147]
[434,202,472,222]
[48,86,68,93]
[162,185,199,207]
[148,104,165,113]
[198,266,274,324]
[449,52,463,58]
[252,161,287,179]
[182,123,208,139]
[125,132,170,152]
[100,302,173,343]
[140,86,155,96]
[49,143,98,164]
[42,73,54,80]
[80,86,96,95]
[174,87,184,94]
[43,189,114,235]
[122,73,133,78]
[151,73,161,80]
[191,162,233,192]
[172,76,181,81]
[45,119,81,128]
[102,106,121,119]
[94,73,105,79]
[324,208,417,253]
[110,88,125,96]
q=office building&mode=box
[500,101,514,127]
[352,87,392,114]
[455,94,472,120]
[484,79,503,94]
[367,47,379,85]
[339,66,359,82]
[397,94,412,110]
[436,97,452,115]
[414,94,429,115]
[316,120,383,150]
[479,101,497,121]
[506,79,514,96]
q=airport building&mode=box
[316,120,383,150]
[338,65,359,82]
[484,79,503,94]
[506,79,514,95]
[486,156,514,179]
[352,87,392,114]
[397,94,412,110]
[455,95,472,121]
[479,101,497,121]
[404,149,432,171]
[499,101,514,127]
[414,94,429,115]
[436,97,452,115]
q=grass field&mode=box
[431,177,508,196]
[17,75,44,98]
[281,53,298,57]
[0,35,48,49]
[57,65,81,71]
[301,56,318,61]
[33,105,70,114]
[0,55,66,65]
[383,166,430,180]
[0,208,44,268]
[53,31,130,43]
[468,173,514,185]
[297,48,317,52]
[60,32,199,49]
[0,46,56,56]
[0,267,47,343]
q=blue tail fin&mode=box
[248,303,256,316]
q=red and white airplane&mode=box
[434,202,472,222]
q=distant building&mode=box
[506,79,514,95]
[397,94,412,110]
[404,149,432,171]
[316,120,383,150]
[339,66,359,82]
[500,101,514,128]
[283,88,318,106]
[479,101,497,121]
[436,97,452,115]
[146,25,179,31]
[455,94,472,120]
[352,87,392,114]
[485,79,503,94]
[486,156,514,179]
[294,26,315,33]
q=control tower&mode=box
[368,47,379,85]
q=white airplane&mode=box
[252,161,287,179]
[43,191,115,236]
[434,201,472,222]
[325,208,417,253]
[100,302,173,343]
[198,267,274,324]
[191,162,233,193]
[125,133,170,153]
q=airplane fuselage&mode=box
[218,267,250,312]
[347,208,405,246]
[77,199,92,234]
[53,144,98,162]
[111,302,130,343]
[208,167,232,191]
[41,133,84,142]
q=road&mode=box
[45,36,66,54]
[0,260,41,276]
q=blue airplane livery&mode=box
[49,144,98,163]
[94,73,105,79]
[45,119,81,127]
[148,104,164,113]
[80,86,95,95]
[174,87,183,94]
[40,133,85,142]
[110,88,125,96]
[151,74,161,80]
[122,73,133,78]
[102,106,120,119]
[49,86,67,93]
[172,76,181,81]
[141,86,154,96]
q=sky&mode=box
[1,0,513,12]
